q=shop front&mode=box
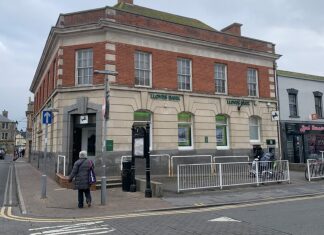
[281,122,324,163]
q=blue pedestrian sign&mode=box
[42,111,52,124]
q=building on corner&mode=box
[29,0,280,178]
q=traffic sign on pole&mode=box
[42,111,52,124]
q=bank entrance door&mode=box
[72,114,96,165]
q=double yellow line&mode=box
[2,193,324,223]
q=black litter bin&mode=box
[121,160,132,191]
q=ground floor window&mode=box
[249,116,261,142]
[216,115,229,149]
[178,113,193,150]
[134,110,152,149]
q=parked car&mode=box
[0,149,5,160]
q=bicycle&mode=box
[261,160,286,183]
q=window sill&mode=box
[289,116,300,118]
[250,140,261,144]
[178,89,192,92]
[178,146,194,151]
[216,146,230,150]
[135,85,152,89]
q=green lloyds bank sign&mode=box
[151,93,180,101]
[226,99,250,106]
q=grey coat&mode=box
[69,158,93,190]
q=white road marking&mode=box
[29,221,116,235]
[209,216,241,222]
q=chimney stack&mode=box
[2,110,8,118]
[118,0,133,4]
[221,23,242,36]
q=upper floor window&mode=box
[216,115,229,149]
[177,58,192,91]
[1,133,8,140]
[135,51,152,87]
[314,91,323,118]
[249,116,260,142]
[178,112,193,150]
[76,49,93,85]
[215,64,227,94]
[2,123,8,129]
[247,68,258,97]
[287,88,299,117]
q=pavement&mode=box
[11,157,324,219]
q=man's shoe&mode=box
[86,200,91,207]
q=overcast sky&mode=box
[1,0,324,130]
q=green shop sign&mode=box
[150,93,180,101]
[226,99,250,106]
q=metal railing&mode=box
[213,155,249,163]
[177,160,290,192]
[306,159,324,181]
[170,155,213,176]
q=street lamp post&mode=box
[94,69,118,205]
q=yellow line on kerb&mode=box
[2,194,324,223]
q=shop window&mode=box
[134,51,152,87]
[216,115,229,149]
[177,58,192,91]
[247,68,258,97]
[178,112,193,150]
[75,48,93,85]
[314,91,323,118]
[249,116,260,142]
[287,88,299,117]
[134,111,152,150]
[215,64,227,94]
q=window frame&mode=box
[75,48,93,86]
[249,116,261,143]
[314,91,323,118]
[178,113,194,150]
[133,111,153,151]
[214,64,227,94]
[134,51,152,88]
[2,123,8,129]
[177,58,192,91]
[216,115,229,150]
[247,68,259,97]
[287,88,299,118]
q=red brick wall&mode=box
[60,8,274,54]
[62,42,106,87]
[115,43,271,98]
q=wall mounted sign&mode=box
[151,93,180,101]
[80,115,88,124]
[271,111,280,121]
[226,99,250,106]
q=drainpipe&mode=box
[273,61,282,160]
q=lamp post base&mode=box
[145,188,152,198]
[130,184,136,192]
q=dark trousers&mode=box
[78,188,91,208]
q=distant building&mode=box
[0,110,16,153]
[25,97,34,160]
[278,70,324,163]
[15,131,26,149]
[30,0,280,178]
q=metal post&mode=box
[94,69,118,205]
[41,123,48,199]
[101,75,109,205]
[145,123,152,198]
[130,126,136,192]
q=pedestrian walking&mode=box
[68,150,94,208]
